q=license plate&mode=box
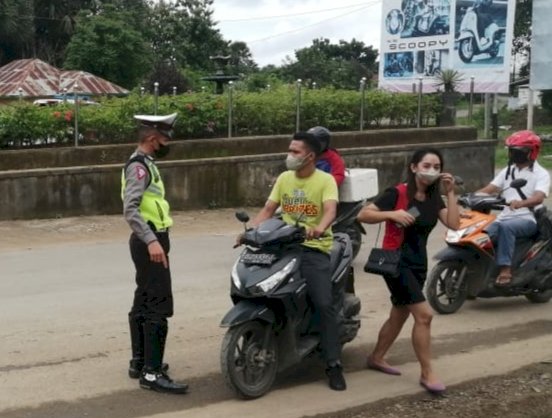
[240,253,276,265]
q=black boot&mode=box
[128,315,169,379]
[128,314,145,379]
[326,361,347,391]
[139,320,188,394]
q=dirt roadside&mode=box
[310,362,552,418]
[0,208,249,251]
[2,209,552,418]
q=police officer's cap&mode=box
[134,113,178,135]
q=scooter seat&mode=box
[329,233,349,274]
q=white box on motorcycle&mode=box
[339,168,379,202]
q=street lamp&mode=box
[73,83,80,147]
[296,79,302,131]
[153,82,159,115]
[228,81,234,138]
[360,77,367,131]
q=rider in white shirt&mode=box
[477,131,551,286]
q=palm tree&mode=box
[434,69,464,93]
[434,69,464,126]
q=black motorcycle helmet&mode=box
[307,126,331,153]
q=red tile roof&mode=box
[0,59,129,97]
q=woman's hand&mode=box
[392,210,416,228]
[440,172,456,194]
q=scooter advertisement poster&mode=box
[378,0,516,93]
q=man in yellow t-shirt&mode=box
[242,131,346,391]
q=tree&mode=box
[513,0,532,79]
[145,60,193,95]
[226,41,258,75]
[0,0,35,65]
[144,0,227,72]
[63,5,152,89]
[32,0,99,66]
[280,38,378,90]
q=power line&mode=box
[218,2,370,23]
[247,1,380,45]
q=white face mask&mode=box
[286,154,307,171]
[416,169,440,184]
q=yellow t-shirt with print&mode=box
[268,169,338,254]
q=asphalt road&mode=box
[1,207,552,418]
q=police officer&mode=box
[121,113,188,394]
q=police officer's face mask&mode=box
[153,137,171,159]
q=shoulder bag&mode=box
[363,184,408,278]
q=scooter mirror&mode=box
[235,211,250,223]
[453,175,464,186]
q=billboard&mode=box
[530,0,552,90]
[378,0,516,93]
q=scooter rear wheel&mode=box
[220,321,278,399]
[426,260,468,314]
[525,290,552,304]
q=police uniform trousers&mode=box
[128,231,173,372]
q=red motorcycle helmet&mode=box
[505,130,541,161]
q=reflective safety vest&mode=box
[121,155,173,231]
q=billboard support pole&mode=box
[417,77,423,128]
[468,76,475,123]
[484,93,491,138]
[527,89,534,130]
[491,94,498,139]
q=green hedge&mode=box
[0,88,442,147]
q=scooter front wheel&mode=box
[426,261,468,314]
[220,321,278,399]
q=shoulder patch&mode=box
[136,165,147,180]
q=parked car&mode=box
[33,96,99,106]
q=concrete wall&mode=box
[0,127,476,171]
[0,127,495,220]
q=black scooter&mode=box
[220,212,361,398]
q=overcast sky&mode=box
[211,0,383,67]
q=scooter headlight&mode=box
[231,260,241,289]
[254,258,297,294]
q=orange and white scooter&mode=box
[425,178,552,314]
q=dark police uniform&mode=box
[121,113,187,394]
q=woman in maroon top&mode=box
[357,148,460,394]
